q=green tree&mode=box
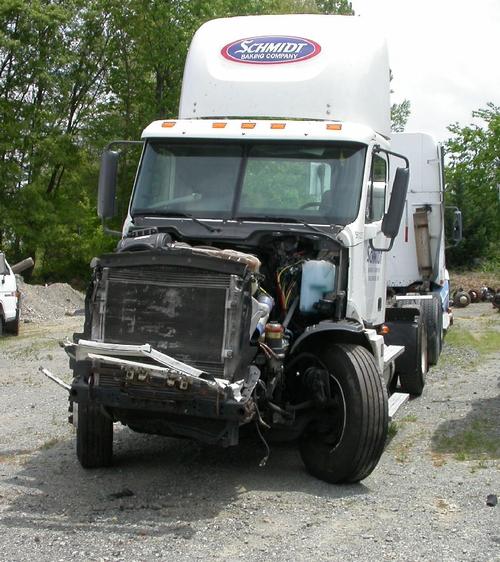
[391,99,411,132]
[0,0,114,279]
[389,68,411,132]
[0,0,355,283]
[445,103,500,268]
[314,1,353,14]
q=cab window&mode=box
[366,154,388,221]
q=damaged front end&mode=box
[66,242,266,447]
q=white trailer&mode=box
[51,15,439,483]
[384,133,460,395]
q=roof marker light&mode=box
[212,122,227,128]
[241,123,256,129]
[326,123,342,131]
[161,121,176,128]
[271,123,286,129]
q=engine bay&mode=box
[113,229,348,371]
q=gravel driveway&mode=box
[0,306,499,561]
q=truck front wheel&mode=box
[76,402,113,468]
[299,344,388,484]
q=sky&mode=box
[351,0,500,142]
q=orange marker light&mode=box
[378,324,390,335]
[326,123,342,130]
[271,123,286,129]
[212,122,227,129]
[241,123,256,129]
[161,121,176,128]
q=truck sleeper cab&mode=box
[59,15,422,484]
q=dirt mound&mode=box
[16,276,85,322]
[450,271,500,292]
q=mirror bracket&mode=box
[445,205,463,246]
[367,146,410,253]
[369,237,395,253]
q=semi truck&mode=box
[384,132,461,396]
[46,15,456,483]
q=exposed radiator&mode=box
[95,262,250,379]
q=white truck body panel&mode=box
[0,255,18,324]
[179,15,391,137]
[386,132,447,288]
[135,117,391,327]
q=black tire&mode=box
[453,290,470,308]
[5,310,20,336]
[421,297,442,366]
[299,344,388,484]
[76,402,113,468]
[398,314,427,396]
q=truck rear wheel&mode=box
[299,344,388,484]
[421,297,442,366]
[398,314,427,396]
[77,402,113,468]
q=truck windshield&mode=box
[131,141,366,225]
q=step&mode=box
[388,392,410,420]
[383,344,404,367]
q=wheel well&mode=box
[291,329,372,356]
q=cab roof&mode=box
[179,15,391,137]
[141,118,381,145]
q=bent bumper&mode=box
[65,339,259,445]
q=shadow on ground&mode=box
[431,376,500,460]
[1,426,368,537]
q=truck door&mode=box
[363,152,389,323]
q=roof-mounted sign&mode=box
[221,35,321,64]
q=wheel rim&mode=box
[421,328,428,375]
[326,374,347,453]
[294,354,347,452]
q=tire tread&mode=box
[77,403,113,468]
[299,343,388,483]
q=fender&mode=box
[289,319,371,355]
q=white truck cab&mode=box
[0,252,20,336]
[56,15,437,484]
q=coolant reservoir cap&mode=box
[265,322,284,334]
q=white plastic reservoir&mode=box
[300,260,336,313]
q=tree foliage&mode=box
[391,99,411,133]
[0,0,356,283]
[445,103,500,268]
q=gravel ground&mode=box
[0,305,499,561]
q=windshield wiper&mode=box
[133,211,221,233]
[236,215,341,241]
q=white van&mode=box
[0,252,20,335]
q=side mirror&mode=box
[382,167,409,239]
[97,149,119,219]
[452,209,462,244]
